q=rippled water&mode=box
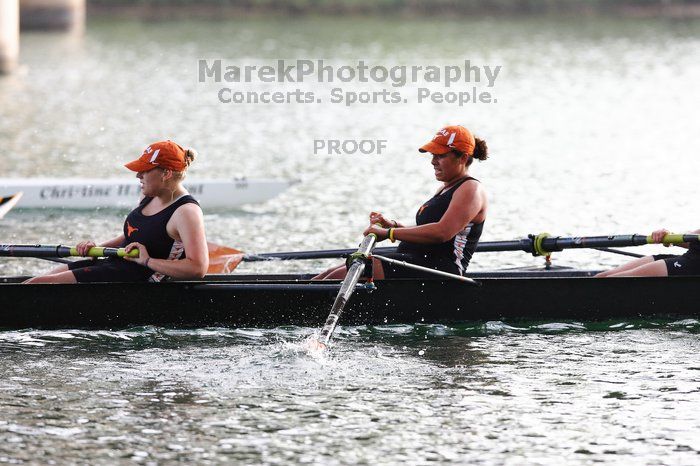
[1,322,699,464]
[1,15,700,465]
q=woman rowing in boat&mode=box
[315,125,489,280]
[596,228,700,277]
[25,141,209,284]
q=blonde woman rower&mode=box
[25,140,208,283]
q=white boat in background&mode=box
[0,192,23,219]
[0,178,297,209]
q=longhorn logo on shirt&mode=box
[126,221,139,237]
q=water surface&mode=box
[1,322,699,464]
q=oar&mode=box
[0,241,243,274]
[206,242,243,273]
[0,192,23,219]
[244,233,700,261]
[593,247,644,258]
[372,254,479,285]
[311,231,379,350]
[244,246,398,261]
[0,244,140,258]
[516,233,700,256]
[210,232,686,273]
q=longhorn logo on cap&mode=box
[149,149,160,164]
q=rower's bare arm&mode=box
[389,221,443,243]
[148,204,209,279]
[394,182,484,244]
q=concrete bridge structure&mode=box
[1,0,85,74]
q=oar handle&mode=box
[652,234,700,246]
[528,233,700,256]
[0,244,139,258]
[69,247,140,258]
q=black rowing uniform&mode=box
[653,239,700,276]
[382,177,484,279]
[69,195,200,283]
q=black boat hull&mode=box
[1,271,699,330]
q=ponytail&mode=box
[472,138,488,161]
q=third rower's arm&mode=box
[393,182,484,243]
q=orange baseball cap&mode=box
[419,125,475,156]
[125,140,187,172]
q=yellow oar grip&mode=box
[69,247,140,258]
[647,234,687,246]
[87,247,106,257]
[118,248,140,258]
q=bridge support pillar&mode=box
[0,0,20,75]
[20,0,85,32]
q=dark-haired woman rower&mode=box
[596,228,700,277]
[315,125,489,280]
[25,141,209,283]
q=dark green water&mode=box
[1,322,699,463]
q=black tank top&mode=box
[121,195,200,281]
[397,177,484,275]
